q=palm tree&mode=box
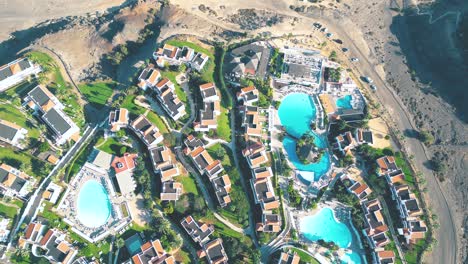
[116,238,125,248]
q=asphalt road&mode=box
[308,16,458,264]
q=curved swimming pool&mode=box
[278,93,331,180]
[283,136,330,182]
[299,207,352,248]
[77,180,111,228]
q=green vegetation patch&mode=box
[78,82,115,107]
[289,248,320,264]
[0,147,51,178]
[0,203,19,218]
[175,175,198,195]
[207,143,250,228]
[96,137,127,156]
[0,103,40,140]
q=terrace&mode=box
[181,215,214,244]
[0,58,41,91]
[0,119,28,149]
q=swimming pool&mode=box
[77,180,111,228]
[336,95,353,109]
[341,251,363,264]
[299,207,352,248]
[278,93,317,138]
[278,93,331,180]
[125,234,143,255]
[283,136,331,182]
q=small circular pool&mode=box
[77,180,111,228]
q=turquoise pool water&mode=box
[336,95,353,109]
[77,180,111,228]
[126,234,143,255]
[283,136,330,182]
[278,93,331,181]
[299,207,352,248]
[278,93,317,138]
[341,251,363,264]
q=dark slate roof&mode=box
[0,67,13,81]
[0,122,18,141]
[362,130,373,143]
[42,108,72,135]
[28,86,51,107]
[0,168,8,183]
[45,235,66,262]
[18,60,32,70]
[405,199,420,212]
[10,177,26,192]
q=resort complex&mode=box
[0,16,438,264]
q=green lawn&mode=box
[96,137,127,156]
[175,174,199,195]
[0,203,18,218]
[0,147,50,178]
[146,111,169,134]
[121,95,145,115]
[289,248,320,264]
[395,155,415,186]
[0,103,40,139]
[78,82,115,107]
[216,106,231,141]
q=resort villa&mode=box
[160,181,182,201]
[194,83,221,132]
[130,239,175,264]
[333,129,374,156]
[0,119,28,149]
[130,115,164,148]
[256,211,281,233]
[181,215,214,245]
[109,108,129,132]
[42,182,63,204]
[0,57,41,91]
[242,143,269,169]
[376,155,427,246]
[19,222,78,264]
[237,86,259,105]
[183,135,232,207]
[0,163,35,199]
[225,42,271,85]
[137,66,161,91]
[153,43,209,71]
[278,251,300,264]
[239,105,263,138]
[152,78,186,121]
[362,199,391,249]
[197,238,228,264]
[23,85,80,145]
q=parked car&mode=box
[326,33,333,38]
[370,84,377,91]
[333,39,343,44]
[363,76,373,83]
[351,57,359,62]
[313,23,322,29]
[342,48,349,52]
[321,27,328,32]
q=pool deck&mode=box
[57,162,132,243]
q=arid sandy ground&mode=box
[0,0,465,262]
[0,0,126,40]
